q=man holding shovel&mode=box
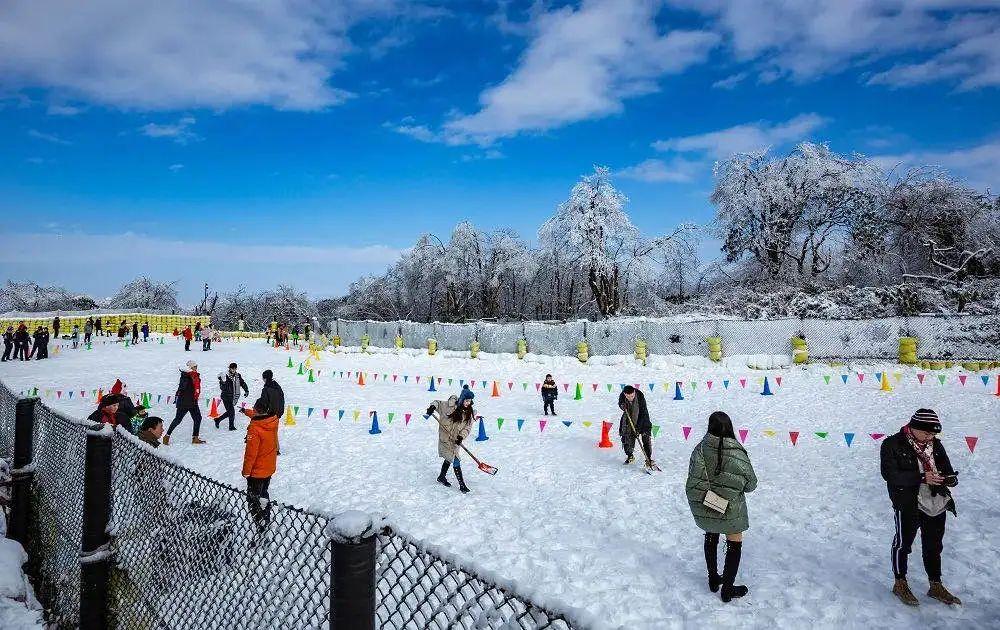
[619,385,657,471]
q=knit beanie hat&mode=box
[457,385,475,404]
[908,408,942,433]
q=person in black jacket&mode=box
[1,325,12,361]
[131,322,139,344]
[880,409,961,607]
[618,385,654,467]
[13,323,29,360]
[29,325,48,359]
[259,370,285,418]
[164,361,206,445]
[52,316,60,338]
[215,362,250,431]
[541,374,558,415]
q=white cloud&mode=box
[438,0,719,145]
[877,139,1000,190]
[168,164,184,172]
[652,113,828,159]
[673,1,1000,88]
[711,72,747,89]
[27,129,71,145]
[385,121,440,143]
[140,116,200,144]
[0,231,403,266]
[46,103,81,116]
[0,0,429,111]
[616,157,702,183]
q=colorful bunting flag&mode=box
[738,428,748,444]
[682,426,691,440]
[844,432,855,447]
[965,436,978,453]
[789,431,799,446]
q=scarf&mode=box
[902,425,938,476]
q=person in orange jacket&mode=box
[241,401,279,526]
[182,325,193,351]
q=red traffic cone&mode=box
[208,398,220,419]
[491,381,500,397]
[597,420,614,448]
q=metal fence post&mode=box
[329,512,376,630]
[7,397,37,547]
[79,428,113,630]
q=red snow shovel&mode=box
[429,411,499,476]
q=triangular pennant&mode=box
[738,428,749,444]
[869,433,885,440]
[535,383,541,392]
[517,419,525,431]
[648,383,655,392]
[857,373,865,383]
[739,378,746,388]
[651,425,660,438]
[338,410,345,421]
[938,374,946,385]
[508,382,514,390]
[844,432,855,447]
[917,373,926,384]
[307,407,314,417]
[875,372,882,383]
[562,421,572,428]
[707,380,713,390]
[775,376,782,387]
[497,418,505,430]
[564,383,570,392]
[982,375,990,386]
[388,412,395,424]
[606,383,613,392]
[815,432,828,439]
[405,413,412,425]
[965,436,978,453]
[323,409,329,419]
[293,405,299,415]
[539,420,547,432]
[789,431,799,446]
[841,374,849,384]
[723,380,730,389]
[958,375,967,386]
[763,429,776,438]
[682,426,692,440]
[353,409,361,421]
[823,375,831,384]
[582,421,592,428]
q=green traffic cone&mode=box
[287,357,294,368]
[308,369,315,383]
[86,342,92,350]
[159,336,164,344]
[574,383,582,400]
[297,363,304,375]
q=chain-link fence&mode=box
[0,380,585,630]
[328,315,1000,361]
[0,382,15,460]
[376,529,576,630]
[30,403,88,628]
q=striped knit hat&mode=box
[908,408,942,433]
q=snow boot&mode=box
[192,436,206,445]
[214,418,221,429]
[623,454,635,465]
[720,541,748,602]
[454,465,470,493]
[437,460,451,487]
[162,434,171,446]
[704,533,721,593]
[892,579,919,606]
[927,581,961,605]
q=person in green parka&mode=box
[685,411,758,602]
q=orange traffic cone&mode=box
[597,420,614,448]
[491,381,500,397]
[96,388,103,405]
[358,372,366,386]
[208,398,220,419]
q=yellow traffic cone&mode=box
[284,405,297,426]
[880,372,893,393]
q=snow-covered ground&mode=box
[1,336,997,629]
[0,509,44,629]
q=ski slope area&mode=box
[2,337,998,629]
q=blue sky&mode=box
[1,0,998,302]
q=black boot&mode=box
[721,540,748,602]
[704,533,721,592]
[437,460,451,487]
[454,464,470,493]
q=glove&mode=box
[455,436,463,445]
[426,405,436,416]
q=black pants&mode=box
[216,397,237,429]
[202,338,211,350]
[543,400,555,415]
[84,332,92,343]
[36,343,48,359]
[167,406,203,438]
[1,343,10,361]
[892,508,946,581]
[622,429,653,460]
[247,476,271,524]
[184,339,191,351]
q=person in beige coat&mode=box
[427,386,475,493]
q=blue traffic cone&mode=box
[368,411,382,435]
[428,376,436,392]
[761,376,774,396]
[673,381,684,401]
[475,417,489,442]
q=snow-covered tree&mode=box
[0,280,97,313]
[104,276,180,311]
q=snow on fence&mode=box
[0,381,584,630]
[327,315,1000,360]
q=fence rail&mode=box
[0,380,583,630]
[327,315,1000,360]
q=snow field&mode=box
[1,337,997,629]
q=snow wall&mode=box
[327,315,1000,360]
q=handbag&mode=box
[701,445,729,515]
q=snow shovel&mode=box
[623,407,661,473]
[429,411,499,476]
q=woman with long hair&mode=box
[685,411,758,602]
